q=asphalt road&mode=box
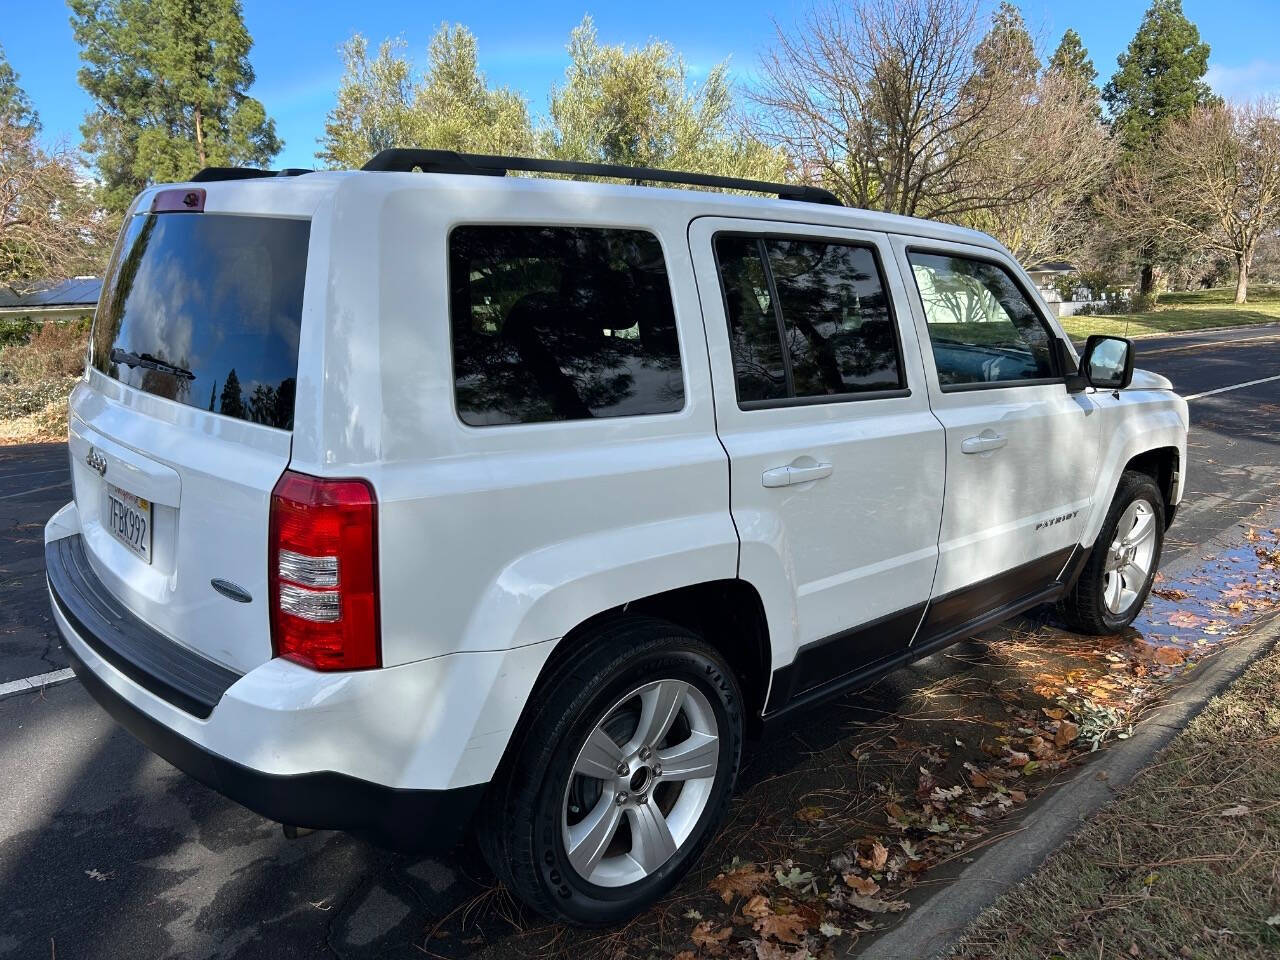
[1,322,1279,958]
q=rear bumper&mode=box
[61,636,484,851]
[43,504,520,852]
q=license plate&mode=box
[105,483,152,563]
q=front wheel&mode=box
[1058,470,1165,634]
[478,618,743,925]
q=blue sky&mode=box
[4,0,1279,170]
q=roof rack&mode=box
[360,149,842,206]
[190,167,312,183]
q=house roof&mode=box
[0,277,102,309]
[1027,261,1075,274]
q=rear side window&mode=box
[449,226,684,426]
[714,235,904,406]
[92,213,309,429]
[907,252,1057,388]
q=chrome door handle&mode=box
[961,431,1007,455]
[762,461,834,487]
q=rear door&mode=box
[689,218,945,709]
[890,238,1101,636]
[67,191,315,674]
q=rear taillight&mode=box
[269,470,380,670]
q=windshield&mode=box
[91,212,310,430]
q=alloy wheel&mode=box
[1103,498,1157,614]
[561,679,720,888]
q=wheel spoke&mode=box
[574,726,625,779]
[656,730,718,781]
[566,793,623,879]
[626,802,678,873]
[1125,508,1155,548]
[1122,561,1147,591]
[1104,572,1123,612]
[631,680,688,750]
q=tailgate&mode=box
[67,202,311,674]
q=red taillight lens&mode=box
[269,470,380,670]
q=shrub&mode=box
[0,319,90,442]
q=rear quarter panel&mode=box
[287,176,739,667]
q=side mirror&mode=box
[1081,334,1135,390]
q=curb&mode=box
[851,615,1280,960]
[0,667,76,702]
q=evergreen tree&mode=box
[69,0,282,212]
[1047,29,1101,119]
[1103,0,1215,152]
[971,2,1039,93]
[219,368,245,419]
[0,44,38,131]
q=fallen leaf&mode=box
[794,805,825,822]
[1219,804,1250,817]
[1028,735,1055,759]
[819,921,844,937]
[709,865,770,903]
[858,840,889,872]
[1265,913,1280,927]
[1152,587,1190,601]
[1055,721,1080,748]
[755,912,809,945]
[1042,707,1068,720]
[774,865,816,892]
[743,895,772,919]
[1168,611,1207,629]
[754,942,807,960]
[684,909,703,921]
[847,892,911,914]
[1154,647,1186,666]
[691,921,733,949]
[843,873,881,896]
[930,784,964,802]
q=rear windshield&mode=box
[92,212,310,430]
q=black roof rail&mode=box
[190,167,312,183]
[360,149,842,206]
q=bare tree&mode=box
[0,121,109,291]
[753,0,1108,252]
[1158,99,1280,302]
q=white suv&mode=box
[45,151,1188,924]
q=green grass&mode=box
[1059,285,1280,340]
[953,636,1280,960]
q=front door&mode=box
[890,238,1101,640]
[689,218,946,710]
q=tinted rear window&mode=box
[449,225,684,426]
[92,213,310,429]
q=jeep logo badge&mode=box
[86,447,108,477]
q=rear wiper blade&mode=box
[109,348,196,381]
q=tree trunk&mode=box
[1235,255,1248,304]
[1139,262,1155,296]
[194,106,206,167]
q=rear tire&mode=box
[1058,470,1164,635]
[477,618,743,925]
